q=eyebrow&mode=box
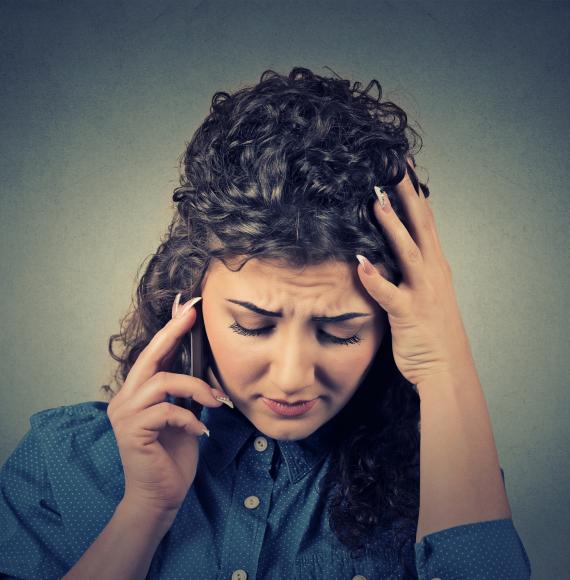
[225,299,373,323]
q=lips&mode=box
[268,398,312,405]
[262,397,318,417]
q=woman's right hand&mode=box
[106,295,229,518]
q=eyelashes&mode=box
[228,320,362,346]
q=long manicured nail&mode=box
[214,395,234,409]
[374,185,391,213]
[211,388,234,408]
[356,254,375,275]
[172,292,182,318]
[177,296,202,319]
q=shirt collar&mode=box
[201,402,339,484]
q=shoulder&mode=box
[0,402,123,577]
[26,400,117,468]
[3,401,112,465]
[25,400,111,451]
[22,400,125,504]
[21,401,120,489]
[29,400,110,432]
[2,400,117,499]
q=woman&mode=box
[0,67,531,579]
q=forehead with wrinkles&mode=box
[204,257,340,290]
[201,256,387,318]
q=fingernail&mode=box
[374,185,391,213]
[200,424,210,437]
[214,395,234,409]
[356,254,375,275]
[172,292,182,318]
[177,296,202,319]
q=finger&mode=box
[120,372,223,416]
[356,257,409,318]
[159,292,188,372]
[371,191,426,289]
[405,157,446,261]
[391,158,440,264]
[121,297,203,398]
[130,402,209,438]
[160,330,185,372]
[418,186,446,260]
[159,342,181,373]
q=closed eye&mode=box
[228,320,362,346]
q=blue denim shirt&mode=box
[0,401,531,579]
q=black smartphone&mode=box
[189,298,207,381]
[173,299,211,417]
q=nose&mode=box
[268,331,316,397]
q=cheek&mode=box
[329,346,375,387]
[204,317,251,378]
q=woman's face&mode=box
[199,257,389,441]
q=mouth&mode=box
[262,397,318,417]
[266,398,314,405]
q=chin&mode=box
[236,399,325,438]
[257,415,321,441]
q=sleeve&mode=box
[0,417,71,580]
[413,468,532,580]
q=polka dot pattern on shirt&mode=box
[0,401,532,579]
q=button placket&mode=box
[221,433,275,579]
[245,436,267,510]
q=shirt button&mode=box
[254,436,268,451]
[352,575,367,580]
[231,570,248,580]
[244,495,260,509]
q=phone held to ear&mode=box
[173,298,210,416]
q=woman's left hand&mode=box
[356,159,476,388]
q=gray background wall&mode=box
[1,0,568,577]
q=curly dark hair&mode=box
[101,66,430,570]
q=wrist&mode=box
[416,361,481,400]
[118,498,180,531]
